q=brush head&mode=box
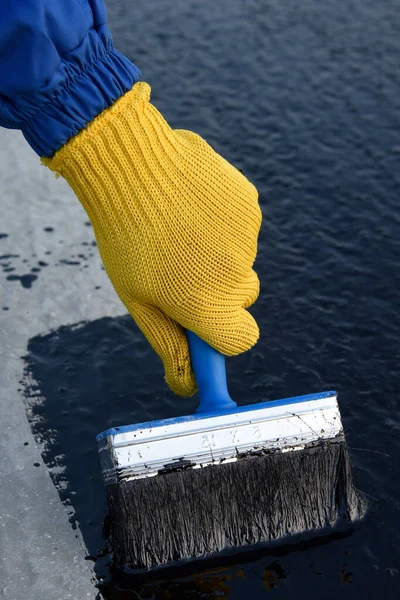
[97,391,342,484]
[104,439,366,572]
[97,391,367,571]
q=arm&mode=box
[0,0,141,156]
[0,0,262,397]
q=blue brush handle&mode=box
[186,330,237,413]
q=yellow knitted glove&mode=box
[42,82,262,397]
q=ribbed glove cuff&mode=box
[42,82,159,192]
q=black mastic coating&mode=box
[105,441,367,571]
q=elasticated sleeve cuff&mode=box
[0,0,141,156]
[20,25,141,157]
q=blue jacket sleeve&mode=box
[0,0,141,156]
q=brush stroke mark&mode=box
[6,273,38,288]
[58,259,81,266]
[0,254,19,260]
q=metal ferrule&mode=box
[97,391,342,485]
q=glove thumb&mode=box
[126,300,197,397]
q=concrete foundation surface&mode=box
[0,128,123,600]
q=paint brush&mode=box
[97,331,366,572]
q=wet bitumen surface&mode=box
[1,0,400,598]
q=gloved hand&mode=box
[43,82,262,396]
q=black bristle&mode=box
[105,440,366,571]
